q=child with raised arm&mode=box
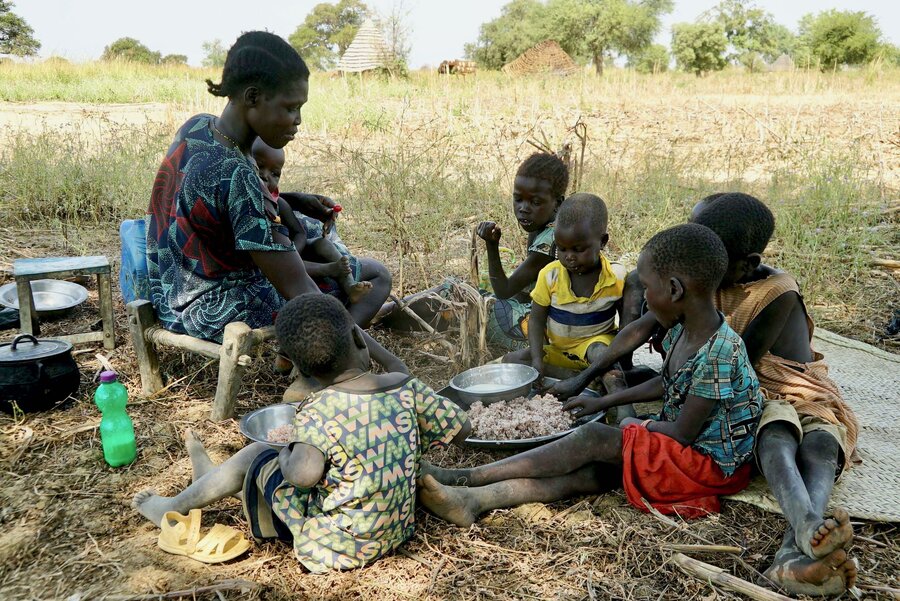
[251,139,375,307]
[133,294,470,572]
[419,224,763,525]
[502,193,628,380]
[378,153,567,348]
[556,193,860,595]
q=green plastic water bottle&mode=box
[95,371,137,467]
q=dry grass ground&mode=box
[0,68,898,600]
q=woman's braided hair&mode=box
[206,31,310,98]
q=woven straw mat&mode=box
[631,329,900,522]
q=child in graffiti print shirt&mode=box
[245,294,470,572]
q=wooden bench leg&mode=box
[15,278,39,337]
[97,271,115,350]
[211,321,254,421]
[127,300,164,394]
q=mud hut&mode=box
[502,40,579,76]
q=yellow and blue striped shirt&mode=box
[530,256,627,352]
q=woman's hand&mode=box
[477,221,502,244]
[562,394,609,419]
[314,194,340,234]
[278,192,336,224]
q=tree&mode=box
[0,0,40,56]
[672,22,728,76]
[796,10,881,71]
[201,39,227,68]
[464,0,551,70]
[707,0,794,69]
[289,0,368,71]
[545,0,673,74]
[380,0,411,75]
[466,0,672,74]
[102,37,161,64]
[628,44,669,73]
[162,54,188,65]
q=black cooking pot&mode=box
[0,334,81,413]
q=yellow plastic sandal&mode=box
[188,523,250,564]
[158,509,202,556]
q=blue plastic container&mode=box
[119,219,149,304]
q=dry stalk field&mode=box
[0,64,897,600]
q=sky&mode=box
[13,0,900,68]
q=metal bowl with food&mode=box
[0,280,89,319]
[239,403,298,448]
[440,377,607,451]
[449,363,539,407]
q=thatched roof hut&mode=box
[337,19,389,73]
[502,40,579,76]
[770,53,795,72]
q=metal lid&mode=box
[0,334,73,363]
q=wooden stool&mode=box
[14,256,115,350]
[126,300,276,420]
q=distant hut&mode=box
[770,53,795,72]
[438,59,477,75]
[337,19,390,74]
[502,40,579,76]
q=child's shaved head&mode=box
[275,294,353,376]
[641,224,728,293]
[557,193,608,234]
[516,153,569,200]
[692,192,775,260]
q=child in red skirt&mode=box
[419,223,764,524]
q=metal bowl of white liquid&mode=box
[449,363,539,406]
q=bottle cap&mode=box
[100,371,118,383]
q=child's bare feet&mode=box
[418,474,479,528]
[132,489,177,527]
[346,281,373,304]
[419,460,472,486]
[184,429,215,482]
[764,547,857,596]
[320,256,353,278]
[797,508,853,559]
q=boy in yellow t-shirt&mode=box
[502,193,630,379]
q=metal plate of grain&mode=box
[438,377,607,452]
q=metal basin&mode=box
[440,377,606,451]
[239,403,298,448]
[449,363,539,406]
[0,280,89,319]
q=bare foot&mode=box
[419,460,472,486]
[346,280,373,304]
[601,369,627,395]
[418,474,479,528]
[797,508,853,559]
[371,301,396,325]
[132,489,177,527]
[320,257,353,278]
[184,429,215,482]
[764,547,857,596]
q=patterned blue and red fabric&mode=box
[146,114,294,342]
